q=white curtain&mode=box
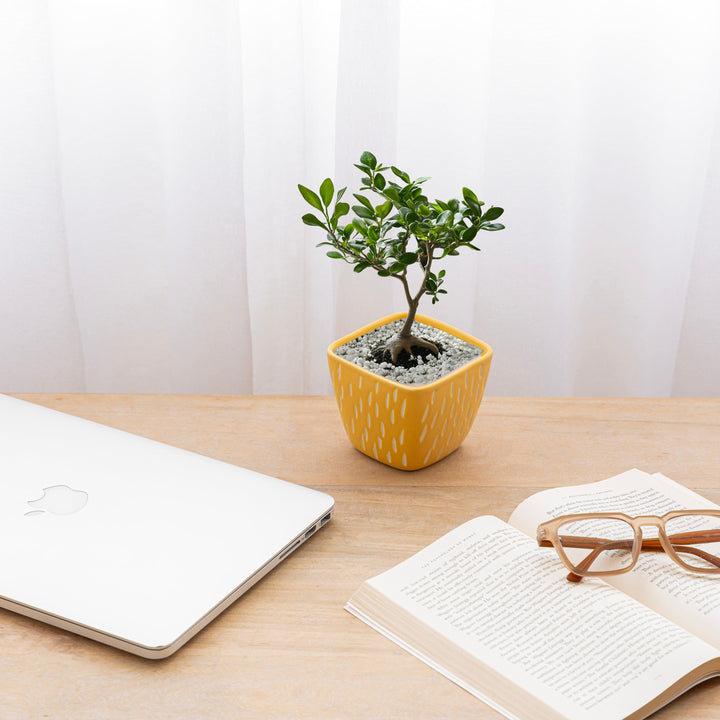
[1,0,719,396]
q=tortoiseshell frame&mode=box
[537,510,720,582]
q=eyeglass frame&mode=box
[536,509,720,582]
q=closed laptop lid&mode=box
[0,395,334,658]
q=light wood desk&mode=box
[3,395,719,719]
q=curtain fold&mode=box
[1,0,718,396]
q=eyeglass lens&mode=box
[664,514,720,570]
[557,517,635,574]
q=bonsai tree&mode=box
[299,151,505,364]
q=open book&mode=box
[346,469,720,720]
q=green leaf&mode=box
[353,193,374,211]
[376,200,393,220]
[462,187,478,204]
[482,206,504,222]
[384,187,401,203]
[377,269,391,277]
[391,166,410,183]
[481,223,505,231]
[399,252,418,264]
[465,198,485,217]
[298,184,324,212]
[353,262,370,273]
[400,209,420,223]
[353,163,371,175]
[436,209,453,225]
[302,213,326,228]
[352,205,375,219]
[337,187,347,201]
[414,176,431,184]
[387,262,405,274]
[374,173,386,190]
[360,151,377,169]
[319,178,334,207]
[352,219,368,235]
[462,226,478,243]
[332,202,350,221]
[326,250,344,259]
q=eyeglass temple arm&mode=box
[538,537,636,582]
[539,530,720,583]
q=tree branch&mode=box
[412,241,435,306]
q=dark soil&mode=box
[369,339,446,369]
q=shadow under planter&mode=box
[327,312,492,471]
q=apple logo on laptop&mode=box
[25,485,89,517]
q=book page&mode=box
[509,469,720,646]
[352,515,717,720]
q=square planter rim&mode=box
[327,312,493,392]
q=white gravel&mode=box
[333,319,483,386]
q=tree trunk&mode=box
[398,299,419,338]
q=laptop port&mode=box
[278,538,302,560]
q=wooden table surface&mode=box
[2,394,719,720]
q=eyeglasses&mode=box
[537,510,720,582]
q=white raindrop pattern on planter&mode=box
[331,356,488,469]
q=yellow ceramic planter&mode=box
[327,313,492,471]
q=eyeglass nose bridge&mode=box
[626,516,673,547]
[632,515,666,528]
[626,516,679,561]
[629,516,678,549]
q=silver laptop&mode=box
[0,394,334,659]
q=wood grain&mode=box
[2,394,719,720]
